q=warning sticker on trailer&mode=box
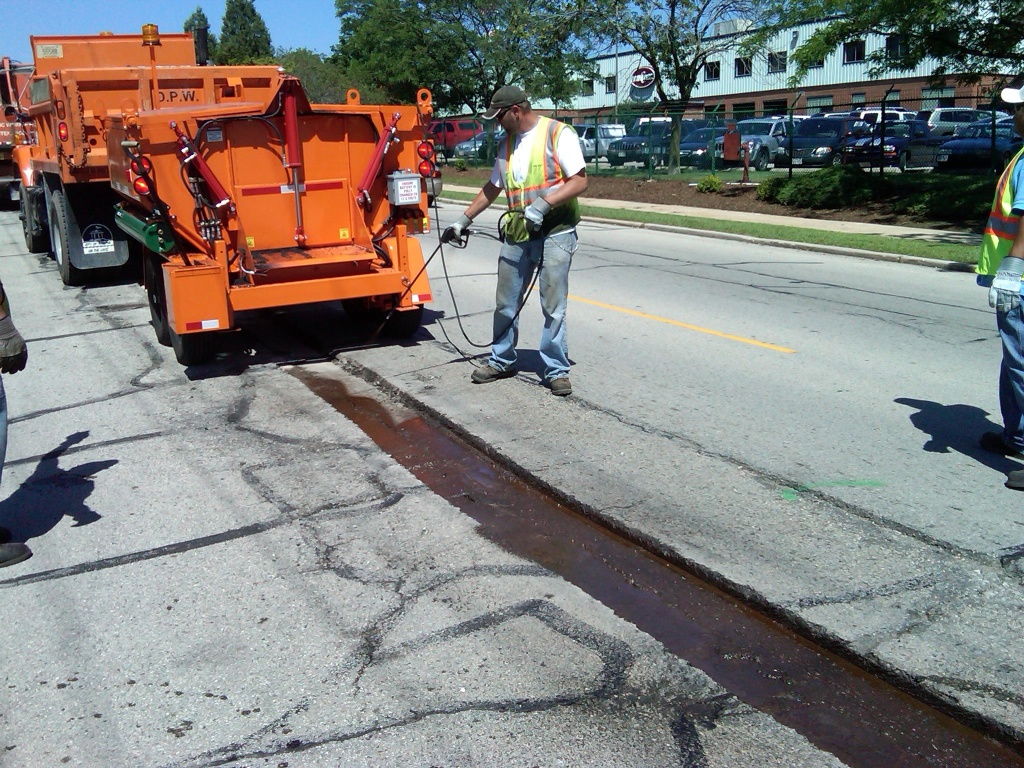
[82,224,115,255]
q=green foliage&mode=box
[696,174,723,193]
[776,0,1024,85]
[333,0,474,108]
[183,6,218,63]
[216,0,273,65]
[756,175,789,202]
[775,165,874,209]
[451,158,469,172]
[276,49,357,104]
[334,0,597,114]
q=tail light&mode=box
[418,159,436,177]
[130,156,153,176]
[133,177,151,196]
[417,141,435,161]
[58,122,69,141]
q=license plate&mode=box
[792,158,803,165]
[937,153,948,162]
[616,151,625,157]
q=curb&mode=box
[435,195,976,274]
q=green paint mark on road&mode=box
[780,480,886,501]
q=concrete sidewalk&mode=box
[442,183,982,249]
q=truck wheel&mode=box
[897,152,909,173]
[20,190,49,254]
[831,153,844,168]
[48,188,83,286]
[170,328,215,366]
[383,306,424,338]
[753,150,769,171]
[144,254,171,346]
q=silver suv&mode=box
[576,123,627,160]
[920,107,989,137]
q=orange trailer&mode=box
[15,27,438,365]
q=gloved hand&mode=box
[0,315,27,374]
[441,213,473,245]
[990,266,1024,313]
[523,198,551,235]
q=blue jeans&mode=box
[997,302,1024,449]
[489,231,576,381]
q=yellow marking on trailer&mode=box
[569,294,796,353]
[339,228,350,240]
[246,237,255,248]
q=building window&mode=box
[885,34,906,61]
[851,92,866,106]
[767,51,786,74]
[581,79,594,96]
[735,57,752,78]
[733,102,756,120]
[843,40,866,64]
[882,90,901,107]
[807,95,833,112]
[704,104,725,118]
[604,75,616,94]
[704,61,720,81]
[808,56,825,68]
[762,99,787,116]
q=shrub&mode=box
[696,174,723,194]
[756,176,789,203]
[775,164,875,209]
[451,158,468,172]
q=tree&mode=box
[277,48,360,103]
[776,0,1024,85]
[591,0,777,171]
[333,0,473,107]
[216,0,274,65]
[183,6,218,63]
[333,0,596,113]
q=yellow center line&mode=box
[568,295,796,353]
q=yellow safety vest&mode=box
[978,146,1024,277]
[499,116,581,244]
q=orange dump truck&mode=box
[15,27,437,365]
[1,56,34,206]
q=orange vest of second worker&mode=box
[498,116,582,244]
[978,146,1024,278]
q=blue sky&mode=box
[1,1,341,64]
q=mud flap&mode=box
[45,177,130,269]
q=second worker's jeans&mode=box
[998,301,1024,450]
[488,230,577,381]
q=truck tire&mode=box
[170,328,215,366]
[753,150,769,171]
[48,187,84,286]
[144,253,171,346]
[383,306,424,338]
[20,189,50,254]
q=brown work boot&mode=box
[0,543,31,568]
[471,364,516,384]
[549,377,572,396]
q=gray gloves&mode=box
[0,315,27,374]
[442,213,473,245]
[523,198,551,235]
[990,256,1024,313]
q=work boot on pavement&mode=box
[471,365,516,384]
[549,377,572,396]
[0,543,31,568]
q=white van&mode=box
[576,123,627,159]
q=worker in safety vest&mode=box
[442,85,588,396]
[977,77,1024,489]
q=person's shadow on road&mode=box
[0,431,116,542]
[895,397,1024,474]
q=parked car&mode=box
[609,120,709,166]
[933,121,1024,171]
[453,131,490,159]
[851,106,917,125]
[576,123,627,160]
[429,118,484,158]
[840,120,946,171]
[777,116,871,167]
[729,117,791,170]
[678,126,728,168]
[918,107,989,137]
